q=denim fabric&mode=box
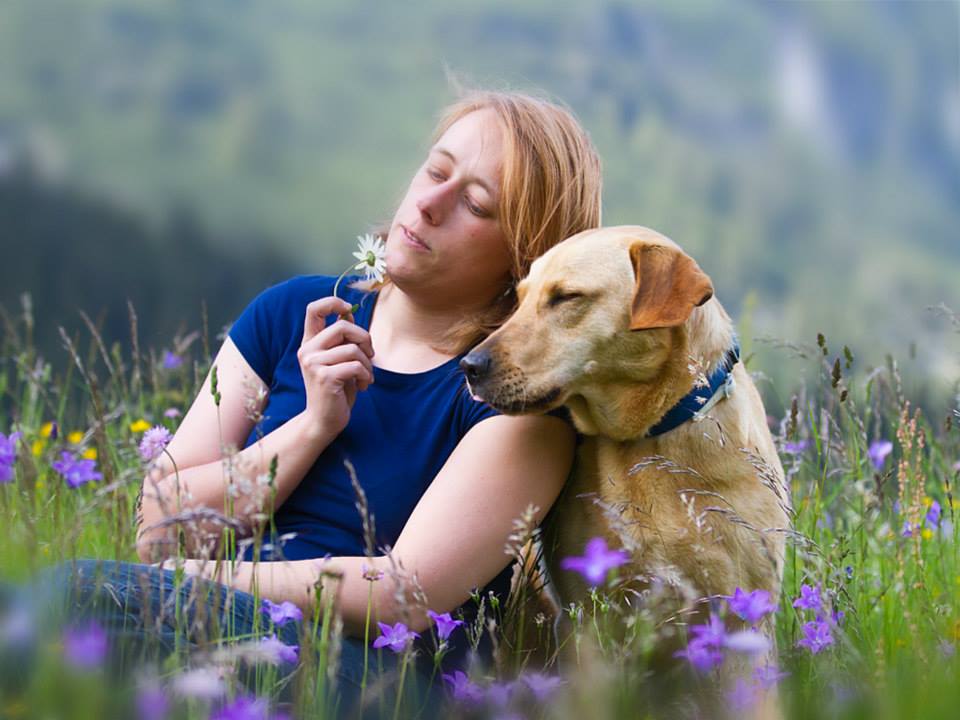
[0,560,441,717]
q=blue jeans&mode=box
[0,560,439,717]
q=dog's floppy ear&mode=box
[629,242,714,331]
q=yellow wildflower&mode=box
[35,481,43,491]
[129,419,151,433]
[922,528,934,541]
[923,496,932,508]
[40,422,54,438]
[81,448,97,461]
[31,439,46,457]
[67,431,84,445]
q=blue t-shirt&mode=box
[228,275,514,633]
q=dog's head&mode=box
[461,226,715,431]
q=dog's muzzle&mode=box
[459,348,492,384]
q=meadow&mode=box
[0,294,958,720]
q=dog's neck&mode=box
[565,299,736,441]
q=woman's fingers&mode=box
[301,297,356,346]
[300,346,375,389]
[301,318,374,358]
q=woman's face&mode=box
[384,109,512,307]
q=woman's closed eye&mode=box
[464,195,490,217]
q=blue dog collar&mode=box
[645,342,741,437]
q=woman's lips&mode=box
[402,226,430,251]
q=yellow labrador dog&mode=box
[462,226,791,653]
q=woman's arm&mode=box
[137,296,376,561]
[182,413,575,635]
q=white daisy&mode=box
[351,233,387,283]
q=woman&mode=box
[50,91,601,703]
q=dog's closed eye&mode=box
[547,289,586,308]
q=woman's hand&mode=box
[297,297,375,439]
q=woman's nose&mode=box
[415,183,453,225]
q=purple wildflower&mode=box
[210,696,271,720]
[938,640,956,659]
[782,439,810,455]
[427,610,464,641]
[163,407,181,419]
[372,621,419,653]
[484,681,514,708]
[674,639,724,672]
[520,672,565,701]
[161,351,184,370]
[559,537,629,586]
[135,682,169,720]
[726,678,757,713]
[926,500,942,530]
[832,608,846,626]
[258,635,299,665]
[753,664,789,689]
[62,621,108,669]
[724,630,771,656]
[901,520,916,538]
[792,583,822,611]
[797,620,834,654]
[689,612,727,647]
[442,670,483,704]
[138,426,173,462]
[262,599,302,626]
[52,450,102,488]
[726,588,777,624]
[674,613,727,672]
[0,431,21,483]
[868,440,893,470]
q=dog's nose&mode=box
[460,349,492,383]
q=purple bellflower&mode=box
[0,431,21,483]
[521,672,565,701]
[262,599,303,626]
[62,621,108,670]
[258,635,299,665]
[442,670,484,704]
[797,620,834,654]
[559,537,629,586]
[753,664,790,689]
[868,440,893,470]
[926,500,942,530]
[674,613,727,672]
[427,610,464,641]
[52,450,102,488]
[783,439,810,455]
[727,588,777,624]
[161,351,184,370]
[372,621,419,653]
[792,583,822,611]
[210,696,272,720]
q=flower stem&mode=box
[392,652,409,720]
[361,580,373,705]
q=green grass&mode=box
[0,302,958,719]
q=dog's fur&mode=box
[464,226,791,660]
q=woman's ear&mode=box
[628,242,714,331]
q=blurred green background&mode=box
[1,0,958,406]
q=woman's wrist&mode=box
[291,410,339,448]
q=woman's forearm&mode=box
[137,412,337,560]
[184,556,431,636]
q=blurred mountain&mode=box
[0,0,957,383]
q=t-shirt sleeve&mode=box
[458,395,502,434]
[228,279,297,386]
